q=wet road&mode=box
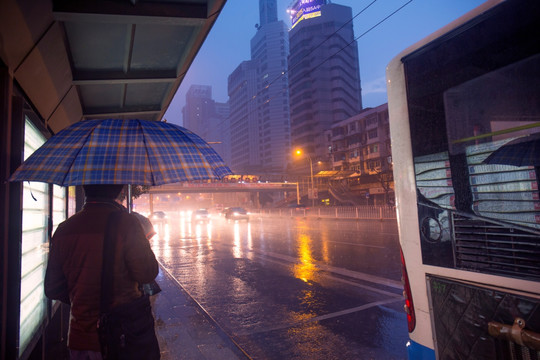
[150,212,407,360]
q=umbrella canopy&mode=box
[483,133,540,167]
[9,119,233,186]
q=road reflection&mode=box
[247,222,253,258]
[319,223,330,264]
[148,214,406,359]
[233,222,241,258]
[179,211,189,241]
[153,223,170,241]
[294,233,316,283]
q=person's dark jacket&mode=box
[44,199,159,351]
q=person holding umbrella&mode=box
[9,118,233,359]
[44,184,160,360]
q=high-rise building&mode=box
[288,1,362,165]
[228,61,260,173]
[228,0,290,174]
[182,85,230,165]
[182,85,214,138]
[258,0,277,26]
[250,20,291,172]
[207,101,231,167]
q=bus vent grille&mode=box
[452,214,540,281]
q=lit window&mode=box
[19,118,49,356]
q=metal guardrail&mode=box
[149,182,298,193]
[257,206,397,220]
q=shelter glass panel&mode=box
[19,118,49,356]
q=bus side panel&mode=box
[407,340,436,360]
[387,53,435,352]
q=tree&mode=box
[118,185,150,201]
[374,169,394,205]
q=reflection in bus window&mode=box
[443,54,540,229]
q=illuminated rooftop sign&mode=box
[288,0,326,29]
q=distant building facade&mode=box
[228,61,259,173]
[228,0,291,174]
[182,85,230,165]
[328,104,391,174]
[288,1,362,166]
[326,103,394,204]
[207,100,231,167]
[183,85,213,137]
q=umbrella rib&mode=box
[176,125,233,179]
[139,120,159,185]
[59,122,101,186]
[164,124,214,180]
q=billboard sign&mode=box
[289,0,326,29]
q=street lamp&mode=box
[295,149,315,206]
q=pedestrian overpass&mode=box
[143,182,301,211]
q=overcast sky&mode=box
[163,0,487,127]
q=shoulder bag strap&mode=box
[100,211,121,314]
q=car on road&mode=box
[287,203,308,210]
[150,211,168,224]
[286,203,309,215]
[191,208,211,223]
[220,207,230,217]
[224,207,249,221]
[213,204,224,215]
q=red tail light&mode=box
[400,247,416,332]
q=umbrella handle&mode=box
[127,184,132,213]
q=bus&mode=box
[386,0,540,358]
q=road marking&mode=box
[236,298,402,336]
[323,273,402,297]
[325,240,385,248]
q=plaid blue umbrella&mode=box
[9,119,233,186]
[483,133,540,167]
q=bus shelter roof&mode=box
[0,0,226,133]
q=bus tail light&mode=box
[400,247,416,332]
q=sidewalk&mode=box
[152,266,250,360]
